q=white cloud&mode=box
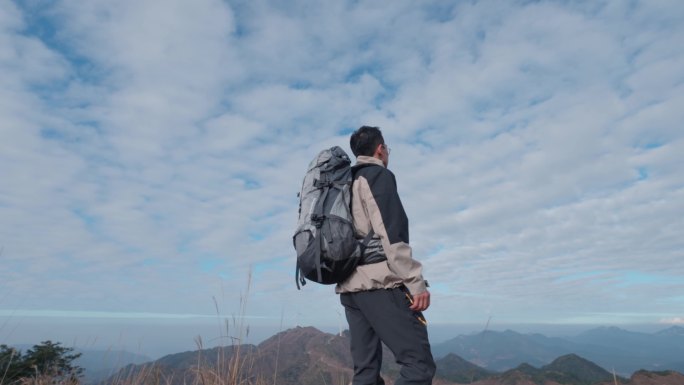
[1,0,683,346]
[660,317,684,325]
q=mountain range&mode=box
[75,349,151,383]
[7,345,151,384]
[106,326,684,385]
[431,325,684,375]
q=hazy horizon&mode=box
[2,0,682,357]
[2,314,678,359]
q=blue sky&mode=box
[1,0,683,356]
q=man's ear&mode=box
[373,143,383,157]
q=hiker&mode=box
[337,126,436,385]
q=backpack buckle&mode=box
[310,214,325,228]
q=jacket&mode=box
[335,156,428,295]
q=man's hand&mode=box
[409,290,431,312]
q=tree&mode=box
[0,341,83,384]
[1,344,30,383]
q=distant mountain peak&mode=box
[514,362,540,375]
[589,325,627,333]
[435,353,491,383]
[655,325,684,336]
[543,353,614,384]
[258,326,328,345]
[547,353,597,367]
[574,325,645,340]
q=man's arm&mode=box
[359,168,428,296]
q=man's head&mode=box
[350,125,390,167]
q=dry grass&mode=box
[104,270,268,385]
[3,270,273,385]
[105,350,269,385]
[13,374,79,385]
[2,334,268,385]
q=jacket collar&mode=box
[355,155,385,168]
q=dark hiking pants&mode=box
[340,287,436,385]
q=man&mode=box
[337,126,436,385]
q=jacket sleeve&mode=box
[363,168,427,295]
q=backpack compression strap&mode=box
[296,229,375,290]
[296,177,330,290]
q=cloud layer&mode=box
[1,0,683,349]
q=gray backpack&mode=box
[293,146,373,289]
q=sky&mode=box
[1,0,683,358]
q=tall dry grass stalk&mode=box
[107,269,268,385]
[15,374,79,385]
[1,349,16,385]
[3,269,271,385]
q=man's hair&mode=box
[350,126,384,157]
